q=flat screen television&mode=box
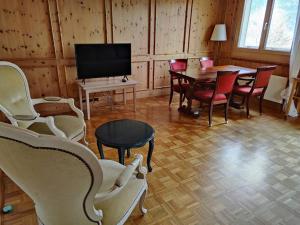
[75,43,131,80]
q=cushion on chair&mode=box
[95,160,147,225]
[173,83,190,93]
[194,90,227,101]
[27,115,84,140]
[234,86,263,95]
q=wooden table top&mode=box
[170,65,257,81]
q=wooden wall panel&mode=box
[188,0,221,54]
[23,67,60,98]
[112,0,150,55]
[131,62,149,91]
[64,66,78,98]
[0,0,54,59]
[153,60,170,89]
[57,0,106,58]
[0,0,225,106]
[155,0,188,55]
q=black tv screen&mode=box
[75,43,131,79]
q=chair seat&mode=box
[194,90,227,101]
[173,83,190,93]
[27,115,84,140]
[95,160,147,225]
[234,86,263,95]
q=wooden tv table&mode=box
[77,79,138,120]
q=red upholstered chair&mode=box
[232,65,277,118]
[192,71,239,127]
[199,57,214,69]
[169,59,189,106]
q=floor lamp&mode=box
[210,24,227,65]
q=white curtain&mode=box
[282,5,300,117]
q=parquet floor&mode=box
[1,96,300,225]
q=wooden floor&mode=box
[1,96,300,225]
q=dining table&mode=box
[169,65,257,115]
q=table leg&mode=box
[133,86,136,111]
[86,91,90,120]
[79,87,83,111]
[147,138,154,172]
[97,141,105,159]
[118,148,125,165]
[127,148,131,158]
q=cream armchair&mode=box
[0,122,148,225]
[0,61,87,144]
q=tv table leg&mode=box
[86,91,90,120]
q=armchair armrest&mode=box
[115,154,147,187]
[13,115,37,121]
[95,154,147,202]
[32,97,84,119]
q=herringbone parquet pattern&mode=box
[1,96,300,225]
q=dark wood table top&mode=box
[95,119,155,149]
[170,65,257,82]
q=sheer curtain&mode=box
[282,6,300,117]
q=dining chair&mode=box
[232,65,277,118]
[168,59,189,106]
[0,122,148,225]
[199,57,214,69]
[192,70,239,126]
[0,61,87,144]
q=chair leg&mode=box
[224,103,229,124]
[246,96,250,118]
[139,189,148,215]
[179,92,183,108]
[259,95,263,115]
[169,89,174,105]
[208,103,213,127]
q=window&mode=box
[238,0,299,52]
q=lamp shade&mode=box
[210,24,227,41]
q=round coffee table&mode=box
[95,119,155,172]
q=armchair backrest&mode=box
[0,61,37,119]
[199,57,214,69]
[253,65,277,88]
[215,71,239,95]
[0,122,103,225]
[169,59,188,71]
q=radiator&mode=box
[264,75,288,103]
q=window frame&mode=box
[232,0,299,64]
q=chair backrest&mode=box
[169,59,188,71]
[253,65,277,88]
[0,122,103,225]
[214,71,239,95]
[0,61,37,119]
[199,57,214,69]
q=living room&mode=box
[0,0,300,225]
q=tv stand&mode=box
[122,75,129,82]
[77,79,138,120]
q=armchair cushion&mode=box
[27,115,84,139]
[234,86,263,95]
[95,160,146,225]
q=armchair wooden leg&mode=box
[83,125,89,145]
[246,96,250,118]
[139,189,148,215]
[208,103,213,127]
[127,149,131,158]
[169,89,173,105]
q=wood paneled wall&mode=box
[219,0,289,77]
[0,0,223,102]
